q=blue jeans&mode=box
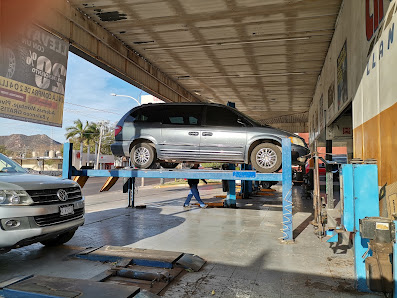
[184,185,205,205]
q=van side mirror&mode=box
[237,118,246,127]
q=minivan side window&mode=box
[206,106,246,127]
[161,106,202,125]
[131,107,163,123]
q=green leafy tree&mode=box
[65,119,115,156]
[65,119,92,144]
[99,124,115,155]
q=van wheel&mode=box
[130,142,156,169]
[40,229,76,246]
[251,143,282,173]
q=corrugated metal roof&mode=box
[70,0,342,128]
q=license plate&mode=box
[60,204,74,216]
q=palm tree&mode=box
[65,119,96,168]
[65,119,88,143]
[84,122,99,166]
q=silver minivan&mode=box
[0,153,84,253]
[111,103,309,173]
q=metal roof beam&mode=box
[37,0,201,103]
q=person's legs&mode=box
[191,185,206,207]
[184,188,194,206]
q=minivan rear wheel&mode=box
[130,142,156,169]
[251,143,282,173]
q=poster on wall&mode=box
[337,41,348,110]
[0,25,68,127]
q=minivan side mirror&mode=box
[237,118,247,127]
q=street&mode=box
[80,177,175,196]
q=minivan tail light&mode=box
[115,125,122,137]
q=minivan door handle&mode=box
[188,131,199,136]
[202,132,213,136]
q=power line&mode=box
[64,102,121,115]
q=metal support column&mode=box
[226,101,237,208]
[281,138,293,242]
[253,181,260,192]
[127,178,135,208]
[241,164,252,199]
[341,164,379,292]
[226,163,237,208]
[393,220,397,298]
[326,139,334,209]
[62,142,73,179]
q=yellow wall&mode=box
[311,1,397,187]
[354,102,397,185]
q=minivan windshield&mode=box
[0,154,27,173]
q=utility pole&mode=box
[96,124,104,170]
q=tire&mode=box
[251,143,282,173]
[160,162,179,169]
[261,181,272,189]
[40,229,76,246]
[130,142,156,169]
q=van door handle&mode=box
[188,131,199,136]
[202,132,213,136]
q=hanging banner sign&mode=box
[0,25,68,127]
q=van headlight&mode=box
[289,137,306,147]
[0,190,34,205]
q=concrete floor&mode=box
[0,181,382,297]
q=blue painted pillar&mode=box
[226,101,237,208]
[281,138,293,241]
[352,164,379,292]
[226,164,237,208]
[62,142,73,179]
[241,164,252,198]
[393,220,397,298]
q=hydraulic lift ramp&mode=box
[0,246,206,298]
[63,138,294,241]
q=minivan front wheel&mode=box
[251,143,282,173]
[130,142,156,169]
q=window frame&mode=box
[202,105,253,128]
[160,105,203,126]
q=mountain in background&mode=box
[0,134,62,157]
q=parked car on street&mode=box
[111,103,309,173]
[0,153,84,253]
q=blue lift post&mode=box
[340,164,379,292]
[241,164,253,199]
[62,139,293,241]
[394,220,397,298]
[226,163,236,208]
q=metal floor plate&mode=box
[2,275,140,298]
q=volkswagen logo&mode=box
[57,189,68,201]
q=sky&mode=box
[0,52,146,143]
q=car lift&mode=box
[0,140,293,297]
[63,138,293,242]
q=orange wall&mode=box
[353,102,397,185]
